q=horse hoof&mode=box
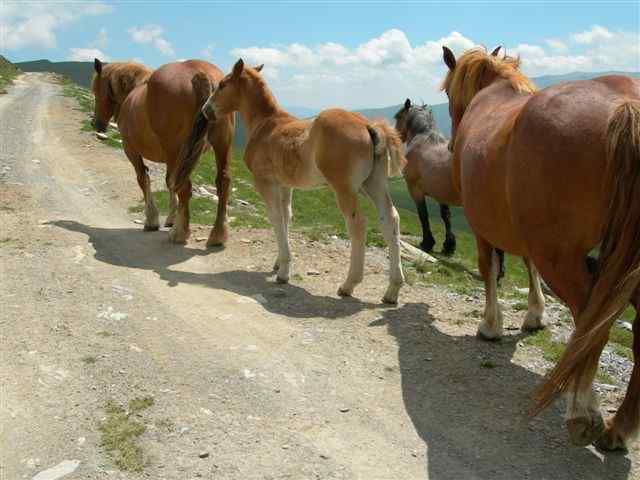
[337,286,352,298]
[476,324,502,341]
[566,415,605,447]
[276,276,289,284]
[168,228,189,244]
[382,296,398,305]
[207,226,229,247]
[521,319,546,333]
[442,242,456,256]
[595,426,627,452]
[420,241,435,253]
[144,224,160,231]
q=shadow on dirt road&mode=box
[375,303,631,480]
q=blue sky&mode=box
[2,1,639,108]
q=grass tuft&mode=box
[98,396,154,472]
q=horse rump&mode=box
[172,72,213,191]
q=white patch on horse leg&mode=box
[143,177,159,230]
[565,386,604,446]
[523,260,546,331]
[264,188,290,283]
[378,203,404,304]
[168,212,189,244]
[478,249,503,339]
[338,210,366,297]
[165,189,178,227]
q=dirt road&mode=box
[1,73,637,480]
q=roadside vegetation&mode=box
[0,55,21,93]
[64,78,635,386]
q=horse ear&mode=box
[442,46,456,71]
[490,45,502,57]
[232,59,245,78]
[94,58,103,74]
[404,98,411,109]
[254,64,264,72]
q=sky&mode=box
[2,1,639,108]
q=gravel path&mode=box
[1,73,637,480]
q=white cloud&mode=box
[91,27,108,49]
[200,44,215,59]
[128,24,175,56]
[68,47,109,62]
[546,38,568,52]
[572,25,614,44]
[228,26,640,110]
[0,1,112,50]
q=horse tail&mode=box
[172,72,212,191]
[532,100,640,414]
[367,120,406,177]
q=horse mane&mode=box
[92,61,152,104]
[441,47,536,112]
[400,105,446,144]
[243,67,281,115]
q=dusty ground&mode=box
[1,73,638,480]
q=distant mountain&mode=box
[15,59,94,88]
[355,71,640,138]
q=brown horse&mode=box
[175,59,406,303]
[394,99,458,254]
[442,46,640,450]
[92,58,235,245]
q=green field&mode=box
[63,78,635,361]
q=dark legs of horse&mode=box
[439,204,456,255]
[206,117,234,247]
[596,289,640,451]
[415,199,435,253]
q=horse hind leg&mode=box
[534,252,604,446]
[439,203,456,255]
[596,290,640,451]
[255,179,291,283]
[334,188,366,299]
[521,258,546,332]
[164,172,178,227]
[363,175,404,304]
[476,236,503,340]
[207,121,233,247]
[415,198,436,253]
[126,147,159,231]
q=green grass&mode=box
[0,57,20,92]
[99,396,155,472]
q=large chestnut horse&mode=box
[176,59,406,303]
[442,46,640,450]
[92,58,234,245]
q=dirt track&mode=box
[1,73,638,480]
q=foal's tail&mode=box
[172,72,212,191]
[533,100,640,414]
[367,120,406,177]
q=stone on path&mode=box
[32,460,80,480]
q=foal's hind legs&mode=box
[255,179,291,283]
[335,189,366,298]
[364,179,404,304]
[439,204,456,255]
[126,147,159,231]
[476,236,503,340]
[521,258,546,331]
[596,291,640,451]
[415,199,436,253]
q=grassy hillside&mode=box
[0,55,21,92]
[16,59,94,88]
